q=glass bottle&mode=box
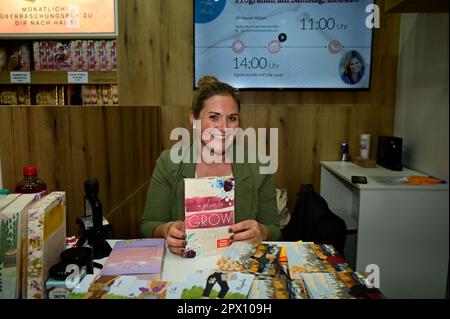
[15,165,47,198]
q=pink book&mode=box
[184,176,235,257]
[101,239,165,276]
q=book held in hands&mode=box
[184,176,235,257]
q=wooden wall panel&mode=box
[118,0,194,106]
[0,106,161,237]
[118,0,163,106]
[385,0,449,13]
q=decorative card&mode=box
[216,242,281,276]
[284,243,352,279]
[301,272,385,299]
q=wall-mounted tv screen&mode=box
[194,0,374,89]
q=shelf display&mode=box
[0,39,118,105]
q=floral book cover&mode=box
[184,176,235,257]
[101,239,165,276]
[301,272,385,299]
[216,242,282,276]
[285,243,353,279]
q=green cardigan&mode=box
[140,147,281,241]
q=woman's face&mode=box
[349,57,362,74]
[195,94,240,155]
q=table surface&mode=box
[321,161,448,190]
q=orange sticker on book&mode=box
[217,238,231,248]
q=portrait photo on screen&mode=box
[194,0,374,89]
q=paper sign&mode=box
[10,72,31,83]
[68,72,88,84]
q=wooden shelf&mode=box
[0,71,117,85]
[385,0,449,13]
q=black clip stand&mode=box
[76,217,112,267]
[76,179,112,262]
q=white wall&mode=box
[394,13,449,181]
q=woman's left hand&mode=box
[228,220,269,243]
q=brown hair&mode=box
[342,50,365,78]
[192,75,240,118]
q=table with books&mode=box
[66,239,384,300]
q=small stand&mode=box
[76,216,112,260]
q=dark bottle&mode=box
[15,166,47,197]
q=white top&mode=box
[320,161,448,191]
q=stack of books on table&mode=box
[0,192,66,299]
[68,241,384,300]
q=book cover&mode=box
[0,194,36,299]
[0,86,18,105]
[71,275,135,299]
[285,243,352,279]
[101,238,165,276]
[0,46,7,70]
[184,176,235,257]
[136,280,183,299]
[68,274,182,300]
[288,279,309,299]
[7,42,31,71]
[301,272,385,299]
[177,269,254,299]
[53,41,72,71]
[0,194,20,212]
[17,85,31,105]
[26,192,66,299]
[31,85,58,105]
[248,279,291,299]
[216,242,281,276]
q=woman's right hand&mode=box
[164,221,186,257]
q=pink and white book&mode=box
[184,176,235,258]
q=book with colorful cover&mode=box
[248,277,309,299]
[134,280,184,299]
[26,192,66,299]
[173,269,254,299]
[285,243,352,279]
[248,279,291,299]
[101,238,165,277]
[216,242,281,276]
[0,194,36,299]
[301,272,385,299]
[7,42,31,71]
[184,176,235,257]
[289,280,310,299]
[68,274,183,299]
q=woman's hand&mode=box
[163,221,187,257]
[228,220,271,243]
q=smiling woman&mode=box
[340,50,365,85]
[140,76,281,257]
